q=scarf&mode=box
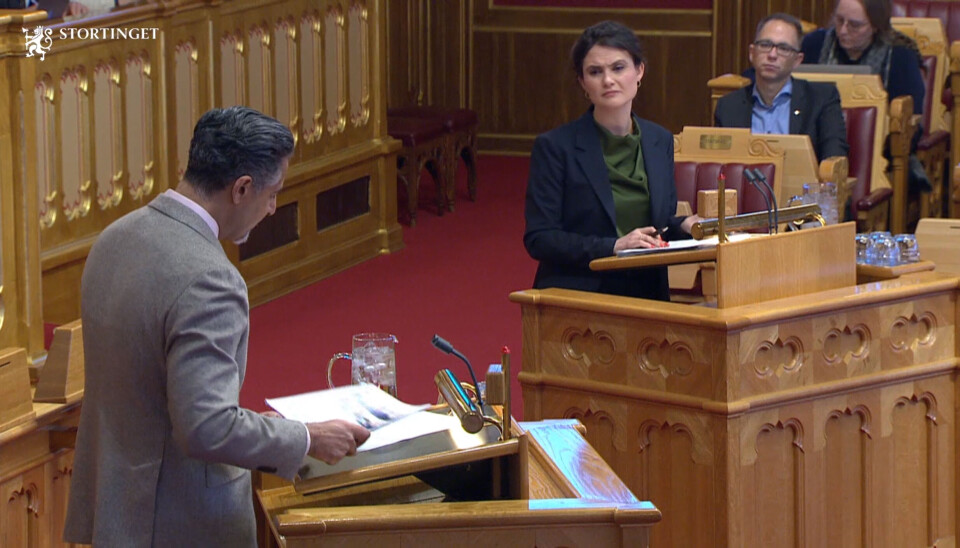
[818,28,893,88]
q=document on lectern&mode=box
[266,384,458,452]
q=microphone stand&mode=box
[431,335,484,408]
[749,168,779,233]
[743,169,774,234]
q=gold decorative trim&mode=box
[348,1,370,127]
[850,82,885,101]
[174,40,200,179]
[125,52,154,200]
[300,12,323,144]
[94,60,123,210]
[324,5,347,135]
[35,75,57,229]
[60,66,92,222]
[274,17,300,146]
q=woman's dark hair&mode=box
[838,0,892,37]
[184,106,295,196]
[570,20,645,77]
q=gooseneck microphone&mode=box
[743,169,774,234]
[749,168,779,233]
[431,335,484,407]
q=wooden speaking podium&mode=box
[512,222,960,547]
[256,413,661,547]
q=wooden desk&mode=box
[0,393,80,547]
[257,419,660,547]
[512,270,959,546]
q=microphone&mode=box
[749,168,779,233]
[743,169,774,234]
[431,335,484,407]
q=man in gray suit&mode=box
[64,106,370,546]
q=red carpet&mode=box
[242,155,538,418]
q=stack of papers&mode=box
[616,233,755,257]
[266,384,457,452]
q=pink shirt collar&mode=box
[163,189,219,239]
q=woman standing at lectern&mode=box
[523,20,698,301]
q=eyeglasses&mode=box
[833,14,869,32]
[753,40,800,56]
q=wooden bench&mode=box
[386,116,447,226]
[388,106,478,211]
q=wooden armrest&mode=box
[817,155,849,186]
[888,95,917,156]
[707,73,750,91]
[950,40,960,73]
[800,19,818,35]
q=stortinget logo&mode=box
[22,24,160,62]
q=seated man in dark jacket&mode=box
[715,13,848,163]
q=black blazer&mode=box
[523,110,686,301]
[713,77,848,162]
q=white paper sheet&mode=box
[265,384,455,452]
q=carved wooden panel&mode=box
[299,11,323,144]
[59,67,91,223]
[348,1,370,127]
[637,419,714,548]
[743,421,804,547]
[824,408,870,547]
[93,60,123,209]
[123,53,154,201]
[34,76,57,230]
[247,25,272,115]
[274,17,299,142]
[174,40,200,179]
[220,31,245,108]
[324,5,346,135]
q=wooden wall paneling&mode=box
[385,0,424,108]
[469,3,714,153]
[0,14,45,366]
[34,10,169,325]
[427,0,467,108]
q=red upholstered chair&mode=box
[387,106,478,211]
[892,1,960,216]
[387,116,447,226]
[708,73,911,232]
[674,162,777,216]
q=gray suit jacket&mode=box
[64,194,308,547]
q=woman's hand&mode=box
[681,215,702,235]
[613,226,664,252]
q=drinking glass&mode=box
[894,233,920,263]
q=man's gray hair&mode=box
[184,106,295,195]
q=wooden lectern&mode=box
[512,223,960,546]
[256,418,660,547]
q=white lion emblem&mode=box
[22,26,53,61]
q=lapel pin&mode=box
[793,110,800,115]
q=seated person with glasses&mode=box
[716,13,848,163]
[801,0,924,117]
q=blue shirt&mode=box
[751,79,792,135]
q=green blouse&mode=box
[595,119,651,237]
